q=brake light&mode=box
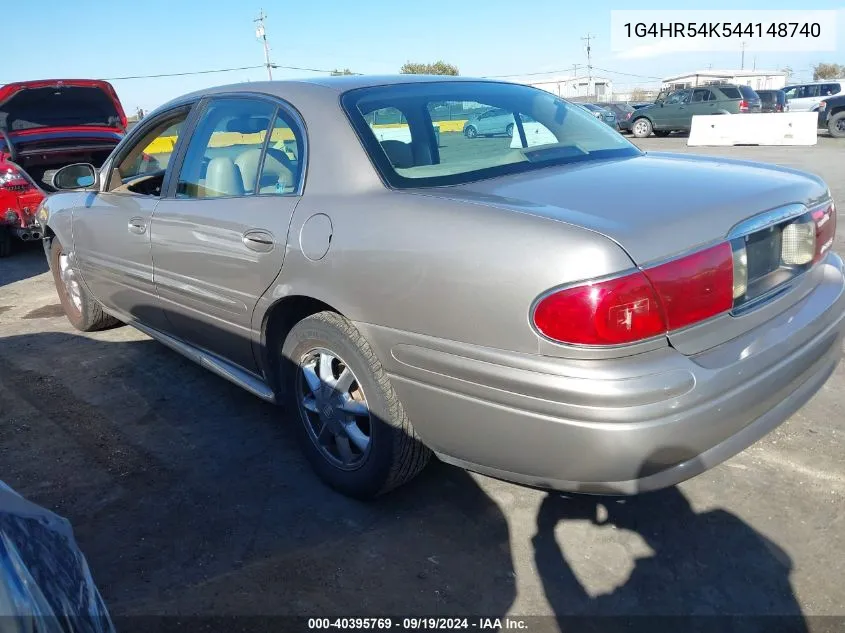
[739,100,749,112]
[533,242,736,346]
[533,272,666,345]
[644,243,734,330]
[0,165,28,191]
[812,202,837,263]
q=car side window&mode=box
[175,98,275,199]
[107,108,190,196]
[692,89,712,102]
[257,110,303,195]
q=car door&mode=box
[689,88,718,120]
[656,90,690,129]
[72,104,194,330]
[784,85,816,111]
[150,96,304,373]
[474,110,494,134]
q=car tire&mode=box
[505,123,514,137]
[0,227,11,258]
[828,112,845,138]
[49,238,121,332]
[653,130,671,137]
[464,126,478,139]
[631,118,653,138]
[281,311,431,498]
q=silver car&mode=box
[462,107,515,138]
[39,76,844,498]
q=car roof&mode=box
[160,74,485,108]
[785,79,844,86]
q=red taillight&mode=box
[532,272,666,345]
[532,243,734,346]
[812,202,837,263]
[643,243,734,330]
[0,164,29,191]
[739,100,749,112]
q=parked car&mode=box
[39,76,843,499]
[0,480,115,632]
[601,102,636,132]
[0,79,126,257]
[756,89,789,113]
[578,103,618,128]
[818,93,845,138]
[462,107,515,138]
[630,84,762,138]
[783,80,843,112]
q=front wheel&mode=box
[49,239,120,331]
[281,311,431,498]
[828,112,845,138]
[464,126,478,139]
[631,118,653,138]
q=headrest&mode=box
[225,117,270,134]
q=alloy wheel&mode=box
[296,348,372,470]
[58,251,83,312]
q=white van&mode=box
[783,80,844,112]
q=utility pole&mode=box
[581,33,594,88]
[740,41,746,70]
[254,9,273,80]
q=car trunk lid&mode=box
[416,152,833,353]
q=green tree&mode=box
[400,61,459,76]
[330,68,355,76]
[812,63,845,80]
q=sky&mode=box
[6,0,845,113]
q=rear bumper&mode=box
[357,253,845,494]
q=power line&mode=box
[591,66,663,80]
[484,65,662,81]
[101,65,265,80]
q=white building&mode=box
[510,75,614,101]
[662,70,787,91]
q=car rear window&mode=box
[757,91,775,103]
[719,87,742,99]
[342,81,640,189]
[0,85,122,131]
[738,86,759,100]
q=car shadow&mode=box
[0,239,49,288]
[0,326,516,623]
[533,453,808,633]
[0,313,809,631]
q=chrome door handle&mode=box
[128,217,147,234]
[242,229,275,253]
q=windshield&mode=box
[341,81,639,188]
[0,86,123,131]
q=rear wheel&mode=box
[828,112,845,138]
[49,239,120,331]
[631,118,653,138]
[505,123,514,137]
[281,311,431,498]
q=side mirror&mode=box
[52,163,97,190]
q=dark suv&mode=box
[630,84,762,138]
[818,93,845,138]
[756,89,789,113]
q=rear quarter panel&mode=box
[256,190,637,355]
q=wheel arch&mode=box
[259,294,343,397]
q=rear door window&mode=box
[822,83,841,96]
[718,87,742,99]
[175,98,275,199]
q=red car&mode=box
[0,79,126,256]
